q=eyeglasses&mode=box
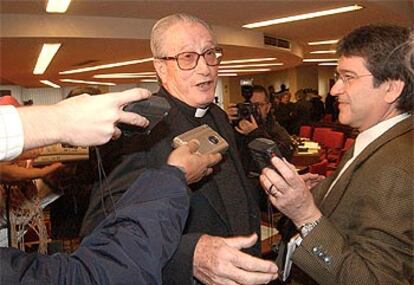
[156,47,223,71]
[334,72,373,86]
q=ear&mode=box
[153,59,167,84]
[384,79,405,104]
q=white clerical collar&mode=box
[195,107,209,118]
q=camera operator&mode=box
[228,85,294,161]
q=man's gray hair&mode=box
[150,13,216,58]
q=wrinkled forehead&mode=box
[161,21,216,53]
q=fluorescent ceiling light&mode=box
[60,57,154,75]
[308,39,339,45]
[303,58,338,62]
[221,57,277,65]
[318,63,338,66]
[33,43,61,75]
[310,50,336,54]
[243,5,363,28]
[219,63,283,69]
[60,79,116,86]
[140,79,159,83]
[218,73,238,77]
[46,0,72,13]
[94,72,157,79]
[218,68,271,73]
[40,80,61,88]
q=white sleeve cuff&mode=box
[0,105,24,161]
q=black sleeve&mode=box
[0,166,189,285]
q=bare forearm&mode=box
[17,106,62,150]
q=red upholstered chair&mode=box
[327,136,355,170]
[299,125,313,139]
[312,127,332,146]
[343,137,355,151]
[309,159,328,176]
[325,131,345,150]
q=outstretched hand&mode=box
[167,140,222,184]
[193,233,278,285]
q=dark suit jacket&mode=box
[81,87,261,285]
[290,115,413,284]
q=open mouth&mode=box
[196,80,213,88]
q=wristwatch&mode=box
[298,218,321,238]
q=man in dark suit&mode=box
[260,25,413,284]
[81,13,278,285]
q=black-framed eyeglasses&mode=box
[156,47,223,71]
[334,72,373,86]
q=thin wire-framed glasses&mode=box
[334,72,373,86]
[156,47,223,71]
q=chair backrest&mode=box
[343,137,355,151]
[323,114,333,122]
[309,159,328,176]
[312,127,331,146]
[324,131,345,149]
[299,125,313,138]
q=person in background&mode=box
[81,13,278,285]
[274,90,296,134]
[325,79,339,122]
[261,24,413,284]
[308,90,325,123]
[268,85,277,106]
[228,85,294,161]
[291,89,312,135]
[227,85,294,213]
[0,87,222,284]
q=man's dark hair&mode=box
[252,85,270,103]
[337,24,413,113]
[67,87,102,98]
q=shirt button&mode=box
[324,256,331,264]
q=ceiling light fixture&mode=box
[308,39,339,45]
[33,43,61,75]
[243,5,363,28]
[310,50,336,54]
[218,73,238,77]
[303,58,338,62]
[220,57,277,65]
[93,72,157,79]
[318,63,338,66]
[40,80,61,88]
[59,57,154,75]
[140,79,159,83]
[219,63,283,69]
[46,0,72,13]
[218,68,271,73]
[60,79,116,86]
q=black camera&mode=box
[235,79,259,121]
[236,102,258,120]
[247,138,283,176]
[118,96,171,136]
